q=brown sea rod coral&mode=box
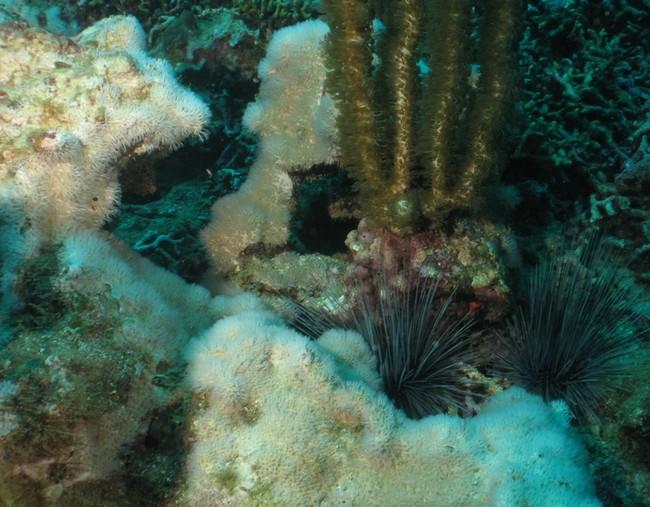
[323,0,524,231]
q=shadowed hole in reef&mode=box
[502,155,596,227]
[289,165,358,255]
[120,372,191,507]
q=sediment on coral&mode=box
[1,2,648,505]
[0,15,209,237]
[0,231,214,505]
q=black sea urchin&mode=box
[353,274,476,419]
[500,239,644,421]
[291,272,476,419]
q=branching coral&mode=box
[323,0,524,230]
[516,0,648,173]
[233,0,319,32]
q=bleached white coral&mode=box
[0,15,210,324]
[0,15,210,242]
[181,299,601,506]
[201,20,338,274]
[242,19,338,168]
[75,14,146,51]
[60,231,215,348]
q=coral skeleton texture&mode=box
[0,15,210,241]
[201,20,338,274]
[180,296,601,506]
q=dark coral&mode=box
[516,0,648,175]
